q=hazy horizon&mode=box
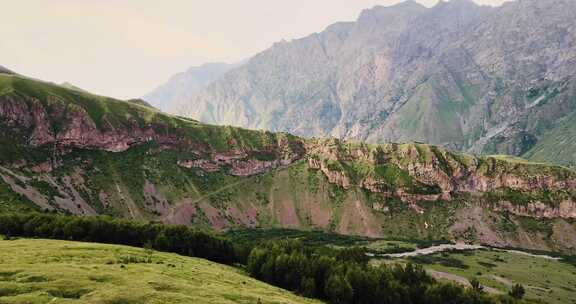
[2,0,511,100]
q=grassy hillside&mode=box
[523,113,576,168]
[410,250,576,304]
[0,238,318,304]
[0,74,300,154]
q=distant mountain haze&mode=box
[5,0,509,100]
[0,65,15,75]
[143,62,238,114]
[171,0,576,167]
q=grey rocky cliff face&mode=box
[177,0,576,166]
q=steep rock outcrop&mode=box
[306,139,576,219]
[308,157,351,189]
[497,201,576,220]
[0,95,179,152]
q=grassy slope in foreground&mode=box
[0,239,318,304]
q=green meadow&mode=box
[0,238,318,304]
[377,249,576,304]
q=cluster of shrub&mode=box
[247,240,527,304]
[0,213,236,265]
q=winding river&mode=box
[367,243,562,260]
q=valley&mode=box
[3,0,576,303]
[226,228,576,304]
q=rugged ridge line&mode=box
[1,73,576,254]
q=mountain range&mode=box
[151,0,576,168]
[2,71,576,254]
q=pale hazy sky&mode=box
[2,0,510,99]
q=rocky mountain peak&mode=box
[357,1,426,24]
[171,0,576,168]
[412,0,492,37]
[324,21,354,35]
[434,0,480,10]
[439,0,476,5]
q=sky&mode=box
[2,0,510,100]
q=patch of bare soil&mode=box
[428,270,502,294]
[492,275,513,287]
